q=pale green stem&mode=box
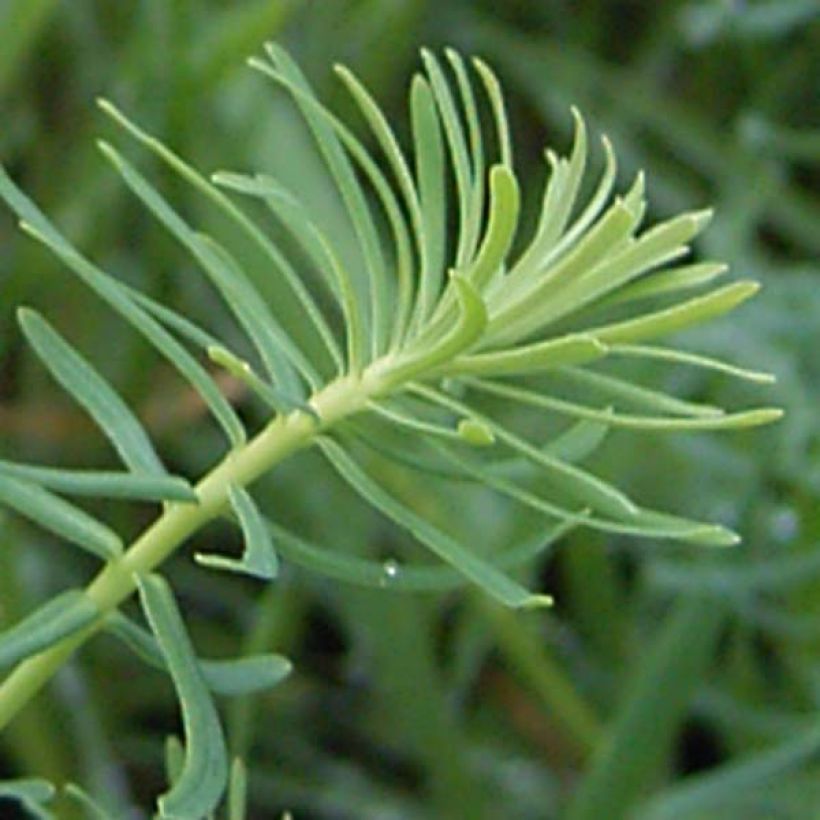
[0,371,380,731]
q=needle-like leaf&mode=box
[18,308,165,475]
[0,473,122,560]
[318,438,553,608]
[136,573,228,819]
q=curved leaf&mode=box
[195,485,278,580]
[136,573,228,819]
[0,473,122,560]
[0,461,197,502]
[106,611,291,697]
[18,308,164,475]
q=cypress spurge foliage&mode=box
[0,45,779,816]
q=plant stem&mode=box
[0,371,377,731]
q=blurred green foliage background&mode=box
[0,1,818,817]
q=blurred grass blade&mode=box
[648,548,820,596]
[636,720,820,820]
[318,438,553,608]
[136,574,228,818]
[63,784,111,820]
[106,611,291,697]
[195,485,278,580]
[566,596,725,820]
[18,308,165,475]
[0,474,123,560]
[0,0,58,97]
[0,165,245,448]
[97,141,310,399]
[0,590,99,669]
[0,460,196,502]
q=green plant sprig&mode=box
[0,44,779,816]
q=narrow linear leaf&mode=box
[0,591,99,669]
[408,73,446,330]
[445,48,485,266]
[420,49,474,270]
[18,308,164,475]
[250,56,416,364]
[105,612,291,697]
[591,281,760,345]
[379,274,487,386]
[508,133,617,289]
[0,473,122,560]
[97,99,341,379]
[463,164,519,292]
[268,504,569,593]
[195,485,278,580]
[447,333,607,376]
[63,784,113,820]
[415,384,638,520]
[555,366,725,417]
[210,171,354,371]
[0,461,197,503]
[636,720,820,820]
[566,598,726,820]
[136,573,228,819]
[434,440,737,547]
[0,165,245,447]
[600,262,727,308]
[261,44,385,363]
[367,401,467,444]
[334,63,424,263]
[318,438,552,609]
[513,109,588,282]
[465,378,781,431]
[472,56,513,168]
[531,210,712,330]
[97,141,310,399]
[610,343,776,384]
[494,197,637,336]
